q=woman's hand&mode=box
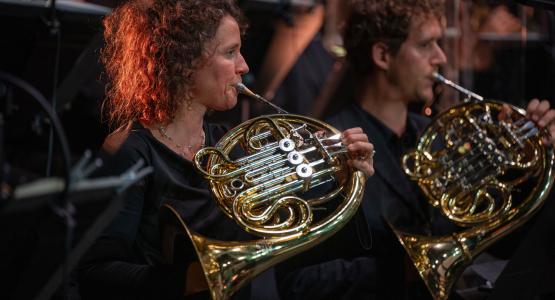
[526,99,555,146]
[341,127,375,177]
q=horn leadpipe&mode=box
[235,83,289,114]
[433,72,484,102]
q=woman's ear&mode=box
[371,42,390,71]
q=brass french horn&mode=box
[160,84,366,300]
[392,73,555,300]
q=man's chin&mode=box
[410,96,430,105]
[419,90,434,104]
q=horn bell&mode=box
[394,98,555,300]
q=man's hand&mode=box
[526,99,555,146]
[341,127,375,177]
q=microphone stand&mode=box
[44,1,70,298]
[46,0,60,35]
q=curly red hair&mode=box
[101,0,246,130]
[344,0,444,76]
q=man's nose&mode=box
[432,43,447,66]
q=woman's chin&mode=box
[224,98,238,111]
[210,100,237,112]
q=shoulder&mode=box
[408,112,431,131]
[205,122,230,146]
[103,124,152,157]
[96,123,153,176]
[325,103,360,131]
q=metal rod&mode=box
[235,83,290,114]
[433,72,484,102]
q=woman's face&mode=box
[191,15,249,111]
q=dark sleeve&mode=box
[275,211,376,300]
[278,257,378,300]
[77,237,187,300]
[77,137,187,300]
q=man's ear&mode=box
[371,42,391,71]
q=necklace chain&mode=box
[158,125,205,156]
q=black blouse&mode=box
[78,122,251,300]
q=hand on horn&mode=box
[525,99,555,146]
[341,127,375,177]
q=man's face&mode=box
[388,17,447,104]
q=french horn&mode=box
[160,84,366,300]
[393,73,555,300]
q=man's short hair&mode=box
[344,0,444,76]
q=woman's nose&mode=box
[237,53,249,75]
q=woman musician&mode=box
[76,0,375,299]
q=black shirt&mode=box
[78,121,251,300]
[361,108,434,229]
